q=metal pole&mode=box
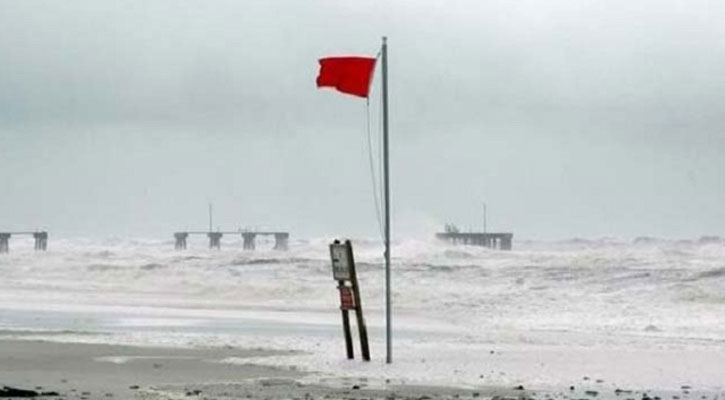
[382,36,392,364]
[483,202,487,234]
[208,203,213,232]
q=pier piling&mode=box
[174,232,188,250]
[208,232,223,249]
[173,230,290,251]
[0,231,49,253]
[0,233,10,253]
[273,233,289,251]
[33,232,48,251]
[242,232,256,250]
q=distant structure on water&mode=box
[0,231,49,253]
[436,224,513,250]
[173,230,289,251]
[174,204,289,251]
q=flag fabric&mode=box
[316,56,377,98]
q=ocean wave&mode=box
[86,263,124,272]
[4,235,725,345]
[229,257,317,266]
[139,263,166,271]
[694,267,725,280]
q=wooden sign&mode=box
[330,242,352,281]
[338,286,356,310]
[329,240,370,362]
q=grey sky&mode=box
[1,0,724,239]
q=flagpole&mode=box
[381,36,392,364]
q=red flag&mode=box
[316,56,377,98]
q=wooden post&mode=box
[346,240,370,361]
[330,240,370,361]
[338,281,354,359]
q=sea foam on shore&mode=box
[1,236,724,391]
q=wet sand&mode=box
[1,338,722,400]
[0,338,529,400]
[0,339,299,399]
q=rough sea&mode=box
[1,236,724,391]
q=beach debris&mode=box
[260,378,296,387]
[0,386,59,397]
[491,396,519,400]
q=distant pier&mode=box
[0,231,49,253]
[174,231,290,251]
[436,225,512,250]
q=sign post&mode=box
[330,240,370,361]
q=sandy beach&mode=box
[0,338,525,400]
[1,336,723,400]
[0,338,299,399]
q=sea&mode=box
[1,236,724,391]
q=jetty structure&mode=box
[173,230,289,251]
[174,204,290,250]
[0,231,49,253]
[436,224,513,250]
[436,203,514,250]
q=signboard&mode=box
[329,239,370,361]
[330,242,351,281]
[338,286,356,310]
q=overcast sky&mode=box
[1,0,724,240]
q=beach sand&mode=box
[0,338,298,399]
[0,338,530,400]
[2,337,722,400]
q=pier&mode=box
[173,231,289,251]
[0,231,49,253]
[436,225,513,250]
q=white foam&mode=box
[1,237,725,390]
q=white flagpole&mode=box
[381,36,392,364]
